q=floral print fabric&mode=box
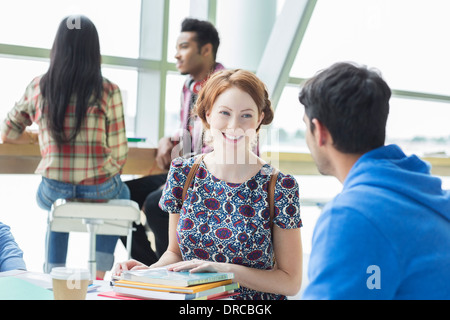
[159,155,302,299]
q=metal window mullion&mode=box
[256,0,317,110]
[135,0,167,146]
[157,0,171,140]
[0,43,162,71]
[288,76,450,104]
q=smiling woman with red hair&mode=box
[115,69,303,300]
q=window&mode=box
[164,72,185,137]
[291,0,450,96]
[271,0,450,155]
[167,0,190,63]
[272,84,450,157]
[0,0,140,58]
[0,0,140,135]
[0,58,48,120]
[387,98,450,156]
[101,67,138,136]
[269,84,307,153]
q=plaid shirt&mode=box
[1,76,128,185]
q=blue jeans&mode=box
[37,175,130,273]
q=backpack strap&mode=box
[181,154,205,203]
[268,168,279,230]
[268,167,279,267]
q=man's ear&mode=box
[311,118,331,147]
[201,43,213,57]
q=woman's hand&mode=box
[167,259,231,274]
[113,259,148,277]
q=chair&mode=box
[45,198,141,279]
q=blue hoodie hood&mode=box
[344,144,450,221]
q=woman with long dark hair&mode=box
[1,15,129,279]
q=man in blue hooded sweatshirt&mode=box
[299,62,450,299]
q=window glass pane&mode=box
[291,0,450,96]
[386,98,450,156]
[0,0,140,58]
[0,58,49,122]
[167,0,190,63]
[271,83,450,156]
[101,67,138,136]
[264,85,306,153]
[164,72,185,137]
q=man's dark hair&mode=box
[181,18,220,60]
[299,62,391,154]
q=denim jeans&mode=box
[36,174,130,273]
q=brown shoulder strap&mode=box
[268,168,279,230]
[181,154,205,203]
[268,168,279,266]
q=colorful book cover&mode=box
[113,282,239,300]
[122,267,234,287]
[115,279,233,294]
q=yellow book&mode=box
[113,280,239,300]
[115,279,233,294]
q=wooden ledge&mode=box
[0,143,167,176]
[262,151,450,176]
[1,144,449,176]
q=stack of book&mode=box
[112,267,239,300]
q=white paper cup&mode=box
[50,267,90,300]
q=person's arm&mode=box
[1,79,37,145]
[155,136,174,170]
[169,226,303,297]
[114,219,303,297]
[0,223,26,272]
[106,83,128,170]
[148,213,183,268]
[113,213,182,276]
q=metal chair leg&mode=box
[84,219,102,280]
